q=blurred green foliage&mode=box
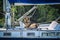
[15,5,60,23]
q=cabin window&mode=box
[48,32,55,36]
[56,32,60,36]
[4,32,11,36]
[27,33,35,36]
[42,33,48,36]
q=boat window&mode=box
[4,32,11,36]
[27,33,35,36]
[48,32,55,36]
[56,32,60,36]
[42,33,48,36]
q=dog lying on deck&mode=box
[23,16,38,28]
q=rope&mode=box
[29,7,37,18]
[29,5,37,18]
[31,8,36,17]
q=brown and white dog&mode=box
[23,16,38,28]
